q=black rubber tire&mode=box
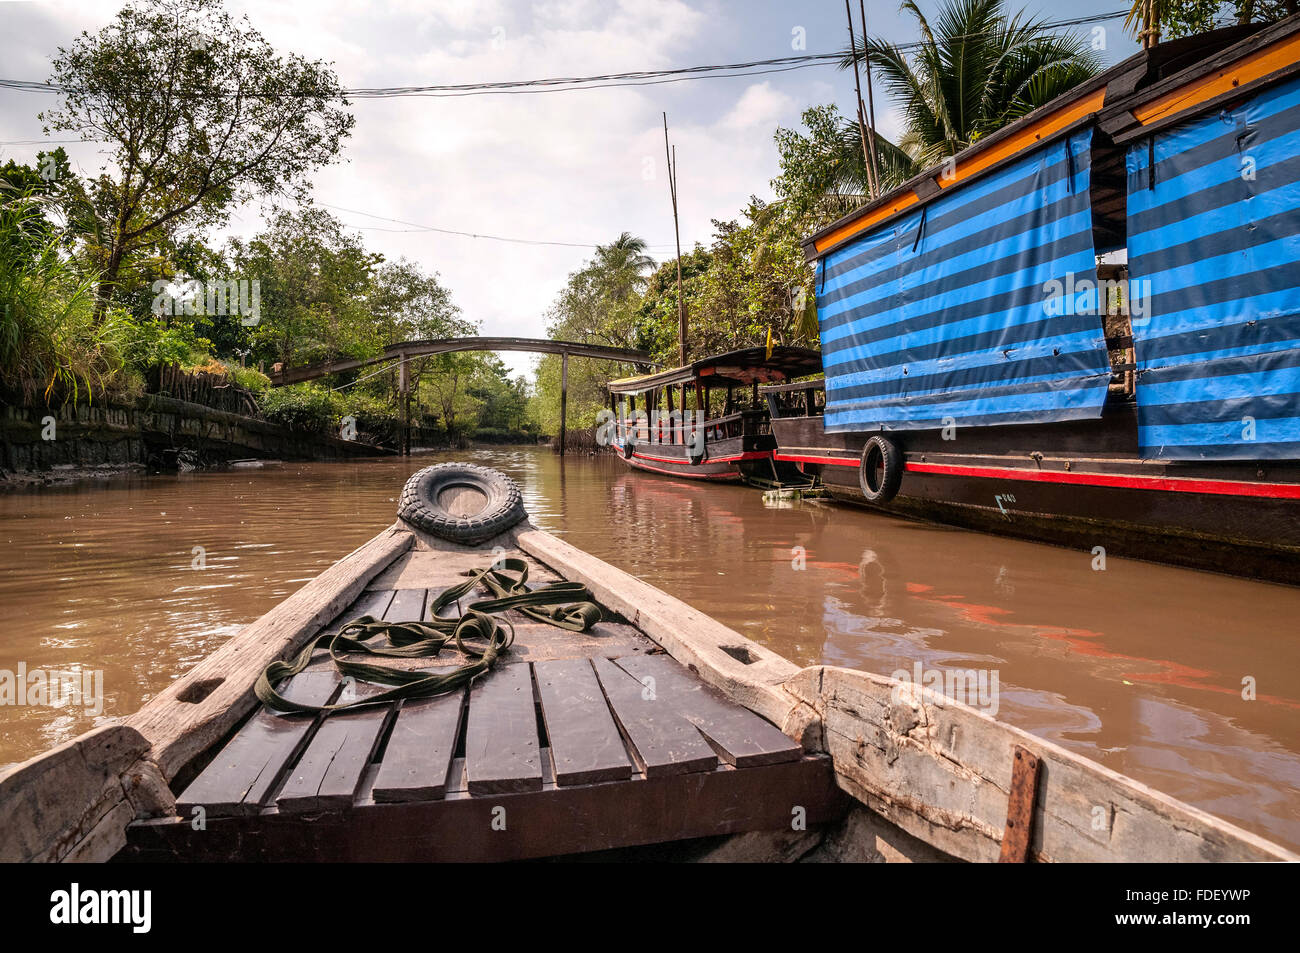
[397,463,527,544]
[858,435,904,503]
[687,441,705,466]
[621,438,635,460]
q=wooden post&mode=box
[559,351,568,456]
[666,384,675,444]
[399,353,410,457]
[844,0,877,198]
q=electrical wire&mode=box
[0,10,1130,100]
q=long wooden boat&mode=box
[1,465,1294,863]
[606,346,820,481]
[766,17,1300,585]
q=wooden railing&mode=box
[619,409,768,446]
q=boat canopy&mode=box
[1124,72,1300,461]
[606,346,822,395]
[816,128,1112,433]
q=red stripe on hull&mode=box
[905,461,1300,500]
[778,452,1300,500]
[775,452,857,467]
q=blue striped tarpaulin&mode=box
[1127,75,1300,461]
[817,129,1111,434]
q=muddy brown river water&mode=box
[1,446,1297,849]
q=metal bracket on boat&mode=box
[997,745,1042,863]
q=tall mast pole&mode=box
[844,0,877,198]
[859,0,881,193]
[664,113,687,367]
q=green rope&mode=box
[255,557,602,715]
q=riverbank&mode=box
[1,395,389,488]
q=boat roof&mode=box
[801,18,1293,262]
[607,346,823,393]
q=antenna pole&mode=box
[859,0,881,194]
[844,0,877,198]
[664,113,687,367]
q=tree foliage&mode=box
[1125,0,1296,40]
[40,0,354,315]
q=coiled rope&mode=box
[255,557,602,714]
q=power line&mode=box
[0,10,1130,100]
[319,202,677,251]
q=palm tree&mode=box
[595,232,654,301]
[844,0,1103,174]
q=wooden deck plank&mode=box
[534,660,633,786]
[274,683,392,813]
[591,656,716,778]
[275,589,418,813]
[371,689,466,803]
[613,654,802,767]
[464,664,542,795]
[384,587,427,623]
[176,671,339,817]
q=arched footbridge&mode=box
[267,337,655,455]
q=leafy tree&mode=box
[1124,0,1296,40]
[422,352,481,439]
[40,0,354,318]
[772,105,914,226]
[226,207,381,368]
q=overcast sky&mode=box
[0,0,1140,377]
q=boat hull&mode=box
[771,413,1300,584]
[612,435,774,482]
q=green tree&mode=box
[1124,0,1295,40]
[772,105,914,226]
[40,0,353,317]
[227,207,381,368]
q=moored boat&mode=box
[606,346,821,481]
[1,465,1294,863]
[765,16,1300,584]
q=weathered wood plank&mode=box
[0,725,166,863]
[464,663,542,795]
[175,671,339,817]
[534,659,633,785]
[384,587,426,622]
[371,689,466,802]
[783,666,1300,862]
[614,654,801,767]
[591,656,716,778]
[127,526,414,782]
[275,682,392,813]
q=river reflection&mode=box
[1,446,1297,849]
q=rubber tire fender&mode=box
[621,438,635,460]
[858,435,904,503]
[397,463,527,544]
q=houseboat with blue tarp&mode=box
[764,16,1300,584]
